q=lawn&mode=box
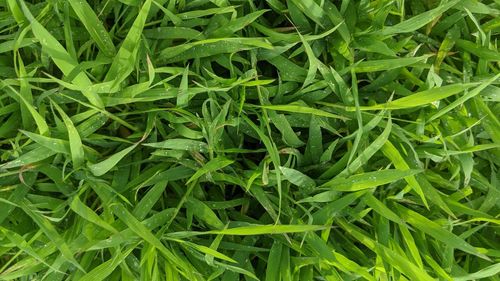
[0,0,499,280]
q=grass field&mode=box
[0,0,499,280]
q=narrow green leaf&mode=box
[454,263,500,281]
[70,196,118,233]
[68,0,116,56]
[351,83,477,110]
[186,197,225,229]
[52,102,85,168]
[353,55,432,73]
[377,0,460,35]
[258,103,349,120]
[104,0,152,86]
[280,166,316,190]
[144,139,208,152]
[186,157,234,184]
[20,201,84,272]
[397,205,490,260]
[204,224,324,236]
[17,0,103,108]
[88,143,139,176]
[322,169,422,191]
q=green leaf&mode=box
[397,205,490,260]
[68,0,116,56]
[321,169,422,191]
[104,0,152,87]
[352,55,432,73]
[258,103,349,120]
[209,224,324,235]
[454,263,500,281]
[20,200,84,272]
[70,196,118,233]
[186,157,234,184]
[280,166,316,190]
[52,101,85,168]
[1,146,57,169]
[186,197,225,229]
[78,248,133,281]
[377,0,460,36]
[17,0,103,108]
[351,83,477,110]
[144,139,208,152]
[88,142,139,176]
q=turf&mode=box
[0,0,499,280]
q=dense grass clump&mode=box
[1,0,499,280]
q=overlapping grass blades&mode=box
[0,0,499,280]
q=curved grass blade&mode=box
[52,102,85,168]
[350,83,477,111]
[1,146,56,169]
[397,205,490,261]
[104,0,152,87]
[70,196,118,233]
[186,157,234,184]
[352,55,432,73]
[377,0,460,36]
[68,0,116,57]
[20,200,84,272]
[258,103,349,120]
[17,0,103,108]
[20,130,70,154]
[88,142,139,176]
[321,169,422,191]
[454,263,500,281]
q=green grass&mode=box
[0,0,499,280]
